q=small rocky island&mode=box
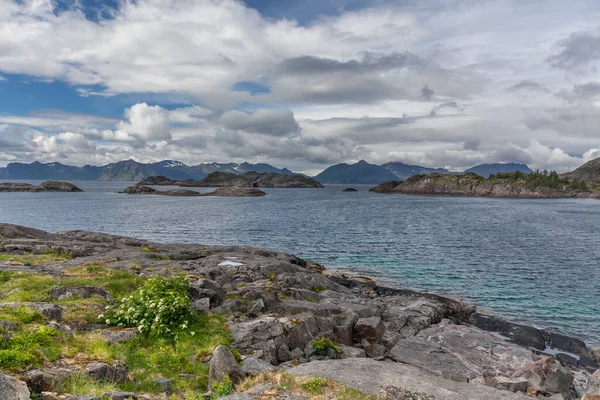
[121,185,267,197]
[0,223,598,400]
[138,172,324,189]
[371,171,600,199]
[342,188,358,192]
[0,180,83,193]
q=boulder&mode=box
[353,317,384,344]
[241,358,277,376]
[51,286,111,301]
[512,357,574,397]
[192,298,211,312]
[339,345,366,359]
[582,370,600,400]
[152,377,173,392]
[25,369,73,393]
[332,312,358,345]
[0,373,30,400]
[189,279,226,305]
[290,347,305,360]
[208,345,245,388]
[85,362,129,383]
[248,299,265,317]
[102,328,138,344]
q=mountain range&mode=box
[0,159,537,183]
[0,160,293,182]
[315,160,533,184]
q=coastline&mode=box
[0,223,598,399]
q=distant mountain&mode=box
[0,160,294,181]
[314,160,398,184]
[382,162,450,180]
[464,163,532,178]
[562,157,600,184]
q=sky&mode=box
[1,0,600,174]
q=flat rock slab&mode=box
[288,359,531,400]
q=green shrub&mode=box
[312,338,340,356]
[301,377,326,394]
[211,375,234,398]
[103,275,193,340]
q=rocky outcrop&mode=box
[289,359,531,399]
[0,373,30,399]
[342,188,358,192]
[0,181,83,193]
[196,171,324,188]
[136,176,180,186]
[121,185,267,197]
[562,157,600,185]
[370,173,600,199]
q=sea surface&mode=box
[0,181,599,344]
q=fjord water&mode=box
[1,181,599,344]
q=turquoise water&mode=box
[0,181,599,343]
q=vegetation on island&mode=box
[488,169,589,190]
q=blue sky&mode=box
[1,0,600,173]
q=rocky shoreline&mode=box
[0,181,83,193]
[121,185,268,197]
[0,224,597,400]
[370,173,600,199]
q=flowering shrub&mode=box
[102,275,193,340]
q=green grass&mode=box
[0,325,72,371]
[0,306,45,324]
[0,271,56,302]
[311,285,326,293]
[0,252,72,266]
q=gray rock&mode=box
[25,369,73,393]
[153,377,173,391]
[353,317,384,344]
[241,358,277,376]
[277,344,293,363]
[103,392,145,400]
[491,377,529,393]
[230,317,284,347]
[61,396,101,400]
[332,312,358,345]
[85,362,129,383]
[339,345,366,358]
[215,299,248,314]
[289,359,530,399]
[248,299,265,317]
[192,298,211,312]
[290,347,305,360]
[0,373,30,400]
[0,320,19,331]
[102,328,138,344]
[512,357,573,396]
[220,395,253,400]
[178,374,197,380]
[590,346,600,364]
[51,286,111,301]
[583,369,600,400]
[303,341,316,358]
[208,345,245,388]
[189,279,226,305]
[389,323,534,382]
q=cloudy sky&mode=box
[1,0,600,174]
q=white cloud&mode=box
[117,103,171,142]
